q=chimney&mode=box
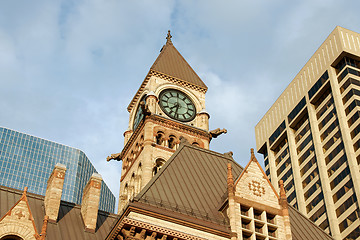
[81,173,102,233]
[44,163,66,223]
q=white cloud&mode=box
[1,0,360,212]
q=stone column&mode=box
[44,163,66,223]
[81,173,102,233]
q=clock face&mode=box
[133,96,146,130]
[159,89,196,122]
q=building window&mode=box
[316,97,333,119]
[327,155,347,177]
[330,166,350,190]
[336,194,357,217]
[156,131,165,145]
[309,204,326,223]
[269,121,286,146]
[306,192,324,213]
[342,88,360,105]
[0,236,23,240]
[340,78,360,93]
[345,99,360,115]
[348,112,360,127]
[318,108,336,130]
[302,169,319,188]
[153,158,166,176]
[335,57,360,74]
[304,180,321,200]
[321,120,338,141]
[168,135,177,149]
[308,71,329,100]
[288,97,306,123]
[338,67,360,83]
[344,226,360,240]
[339,209,360,232]
[333,179,353,203]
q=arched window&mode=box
[136,163,142,192]
[192,142,200,146]
[168,135,176,149]
[1,236,23,240]
[153,159,166,176]
[156,131,165,145]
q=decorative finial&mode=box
[250,148,256,161]
[166,30,172,44]
[279,180,286,198]
[23,187,28,196]
[227,163,235,196]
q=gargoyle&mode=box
[209,128,227,139]
[106,153,121,161]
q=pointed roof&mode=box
[134,143,243,225]
[234,149,279,199]
[127,31,207,112]
[0,187,40,238]
[150,31,207,89]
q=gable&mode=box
[234,151,280,210]
[0,188,38,240]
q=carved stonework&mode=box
[248,179,265,197]
[110,217,206,240]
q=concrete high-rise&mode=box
[0,126,116,213]
[255,26,360,240]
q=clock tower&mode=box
[108,31,224,213]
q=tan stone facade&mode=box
[44,163,66,222]
[117,37,212,213]
[226,151,292,240]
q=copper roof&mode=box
[134,143,243,225]
[131,144,333,240]
[150,40,207,90]
[0,185,119,240]
[288,204,334,240]
[127,33,207,112]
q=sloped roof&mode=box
[0,186,119,240]
[127,34,207,112]
[134,143,243,225]
[150,40,207,90]
[133,145,333,240]
[288,204,334,240]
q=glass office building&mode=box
[0,126,115,213]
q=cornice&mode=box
[127,202,230,238]
[148,114,210,139]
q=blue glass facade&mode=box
[0,127,115,213]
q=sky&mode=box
[1,0,360,211]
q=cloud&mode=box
[1,0,360,213]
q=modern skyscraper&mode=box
[0,126,116,213]
[255,26,360,240]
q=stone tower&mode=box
[109,31,224,213]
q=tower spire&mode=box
[166,30,172,44]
